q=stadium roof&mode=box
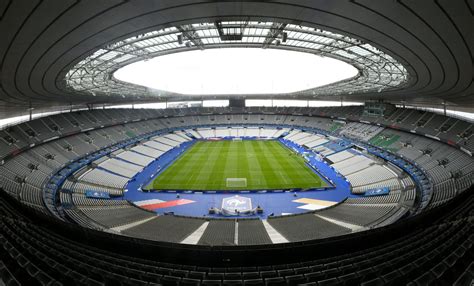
[0,1,472,118]
[69,22,405,98]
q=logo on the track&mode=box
[222,195,252,213]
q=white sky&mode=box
[114,48,359,95]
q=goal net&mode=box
[233,137,243,141]
[226,178,247,188]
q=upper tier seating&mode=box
[193,127,289,139]
[338,122,384,141]
[0,106,471,164]
[368,128,473,207]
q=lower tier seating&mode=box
[237,219,272,245]
[317,204,396,227]
[198,220,236,246]
[268,213,351,241]
[122,215,204,243]
[0,188,471,286]
[78,204,156,229]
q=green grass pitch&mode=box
[146,140,328,191]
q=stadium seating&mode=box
[317,203,396,228]
[198,219,236,246]
[0,188,471,285]
[236,219,272,245]
[122,215,206,243]
[78,203,156,229]
[268,213,352,241]
[0,107,472,249]
[98,158,143,178]
[1,3,472,282]
[116,151,155,167]
[78,168,129,190]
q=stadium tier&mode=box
[0,107,471,244]
[0,2,473,285]
[0,177,472,286]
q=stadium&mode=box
[0,1,472,285]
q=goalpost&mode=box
[226,178,247,188]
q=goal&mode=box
[226,178,247,188]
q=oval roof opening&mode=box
[114,48,359,95]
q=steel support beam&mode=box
[262,23,287,48]
[177,25,204,50]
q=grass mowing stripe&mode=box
[175,142,210,184]
[271,141,297,187]
[153,141,209,188]
[265,141,318,188]
[252,141,282,189]
[225,141,247,189]
[276,141,323,187]
[266,141,298,188]
[246,140,267,187]
[269,141,305,188]
[205,141,229,189]
[195,141,224,188]
[197,141,221,188]
[180,142,209,185]
[187,141,221,188]
[237,141,245,179]
[283,142,324,187]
